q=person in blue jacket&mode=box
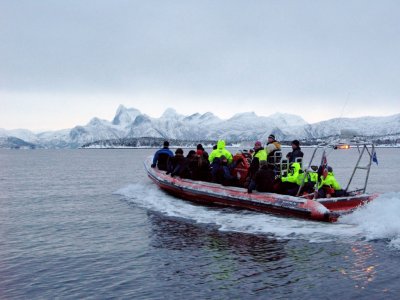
[151,141,174,171]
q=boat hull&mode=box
[144,161,376,223]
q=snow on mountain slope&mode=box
[0,128,38,143]
[1,105,399,148]
[112,105,142,127]
[308,114,400,138]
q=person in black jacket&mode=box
[179,150,196,179]
[247,162,276,193]
[190,151,211,181]
[286,140,304,163]
[167,148,186,177]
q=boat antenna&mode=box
[334,92,351,143]
[339,92,350,119]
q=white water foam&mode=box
[115,183,400,248]
[339,192,400,250]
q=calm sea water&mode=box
[1,148,400,299]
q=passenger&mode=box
[248,161,275,193]
[301,168,319,194]
[213,156,237,186]
[253,141,267,163]
[286,140,304,163]
[179,150,196,179]
[210,157,222,182]
[280,162,304,196]
[196,143,209,159]
[266,134,282,166]
[187,150,196,159]
[167,148,186,177]
[266,134,281,155]
[317,166,345,198]
[208,140,233,164]
[190,150,211,181]
[245,141,267,188]
[245,156,260,189]
[151,140,174,171]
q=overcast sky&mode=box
[1,0,399,130]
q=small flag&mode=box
[372,151,378,165]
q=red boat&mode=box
[145,144,378,223]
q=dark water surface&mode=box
[1,148,400,299]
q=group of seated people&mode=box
[151,135,345,198]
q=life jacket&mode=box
[254,147,267,162]
[281,162,304,185]
[318,172,341,190]
[209,140,233,164]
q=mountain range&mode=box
[1,105,399,148]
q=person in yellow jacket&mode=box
[280,162,304,195]
[253,141,267,163]
[209,140,233,164]
[281,162,304,185]
[317,166,344,198]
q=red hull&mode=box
[145,161,377,223]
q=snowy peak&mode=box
[112,105,142,126]
[88,117,110,127]
[200,112,220,121]
[161,108,182,120]
[0,128,38,143]
[229,112,258,120]
[182,112,221,124]
[1,104,399,149]
[268,112,308,127]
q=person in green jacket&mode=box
[280,162,304,195]
[209,140,233,164]
[281,162,303,184]
[253,141,267,163]
[317,166,344,198]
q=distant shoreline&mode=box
[78,145,400,150]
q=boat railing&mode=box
[344,143,375,194]
[295,143,375,196]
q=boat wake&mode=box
[340,192,400,250]
[115,183,400,249]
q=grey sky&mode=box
[1,0,399,130]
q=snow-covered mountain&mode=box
[1,105,399,148]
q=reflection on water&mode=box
[340,243,377,289]
[2,149,400,299]
[146,211,400,298]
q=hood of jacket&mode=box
[217,140,226,150]
[291,162,301,173]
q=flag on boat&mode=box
[372,150,378,165]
